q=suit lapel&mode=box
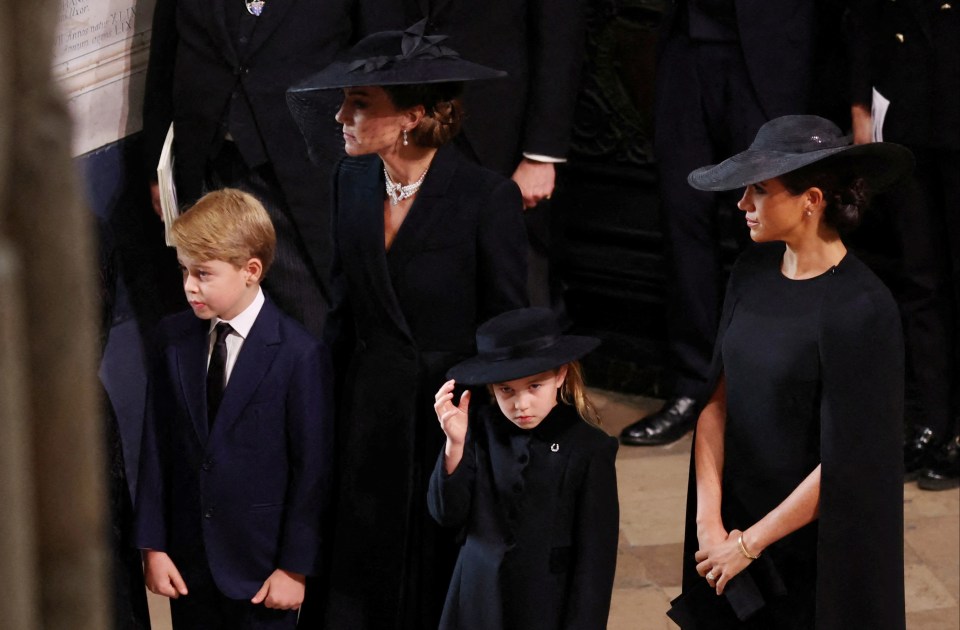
[907,1,933,43]
[245,0,296,60]
[211,298,282,436]
[342,157,414,340]
[386,144,459,272]
[208,1,239,69]
[175,318,211,445]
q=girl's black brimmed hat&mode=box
[687,115,914,192]
[448,308,600,386]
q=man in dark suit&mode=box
[134,190,333,628]
[142,0,370,336]
[620,0,819,446]
[848,0,959,488]
[368,0,588,308]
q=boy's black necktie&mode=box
[207,322,233,429]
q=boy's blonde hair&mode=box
[172,188,276,275]
[559,361,601,427]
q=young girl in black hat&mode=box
[428,307,619,630]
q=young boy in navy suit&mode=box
[134,188,333,628]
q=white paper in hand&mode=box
[871,87,890,143]
[157,123,180,247]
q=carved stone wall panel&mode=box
[53,0,154,156]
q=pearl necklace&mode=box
[384,167,429,206]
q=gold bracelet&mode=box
[738,533,760,560]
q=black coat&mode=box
[365,0,588,173]
[668,244,905,630]
[322,144,528,629]
[428,403,620,630]
[141,0,360,280]
[847,0,960,150]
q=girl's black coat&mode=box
[322,144,528,629]
[428,403,620,630]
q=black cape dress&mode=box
[668,243,905,630]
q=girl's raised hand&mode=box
[434,379,470,447]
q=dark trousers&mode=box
[169,556,297,630]
[206,141,328,338]
[890,148,960,435]
[653,34,769,401]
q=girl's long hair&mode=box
[560,361,601,427]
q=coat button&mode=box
[204,508,214,519]
[201,459,213,471]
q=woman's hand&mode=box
[696,520,728,557]
[694,528,754,595]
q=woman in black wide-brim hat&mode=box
[666,115,913,630]
[287,21,528,630]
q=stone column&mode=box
[1,1,109,628]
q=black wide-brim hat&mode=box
[286,19,506,164]
[288,19,506,92]
[447,308,600,386]
[687,115,914,192]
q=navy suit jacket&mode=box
[134,296,334,599]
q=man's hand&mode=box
[851,103,873,145]
[251,569,306,610]
[142,549,188,599]
[149,181,163,218]
[511,158,556,210]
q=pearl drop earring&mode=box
[402,129,409,146]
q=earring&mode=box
[402,129,409,146]
[804,209,812,217]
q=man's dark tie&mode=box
[207,322,233,429]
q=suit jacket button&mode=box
[512,482,522,493]
[517,453,528,464]
[202,459,213,471]
[204,508,214,519]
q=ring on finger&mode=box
[705,571,717,581]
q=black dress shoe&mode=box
[904,426,939,481]
[620,396,698,446]
[918,435,960,491]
